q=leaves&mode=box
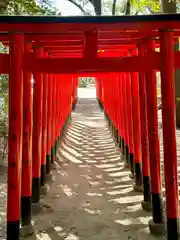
[5,0,57,15]
[0,0,57,160]
[135,0,160,13]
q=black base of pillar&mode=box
[32,178,40,203]
[134,162,143,187]
[46,154,51,174]
[100,102,104,110]
[40,165,46,186]
[112,125,115,138]
[51,147,55,164]
[72,101,77,111]
[108,119,111,128]
[7,220,20,240]
[118,136,122,148]
[115,129,118,143]
[104,111,108,120]
[167,218,180,240]
[129,153,134,175]
[152,193,164,224]
[121,138,125,155]
[113,127,117,141]
[125,145,130,164]
[55,139,57,155]
[60,130,63,140]
[143,176,151,203]
[21,196,32,226]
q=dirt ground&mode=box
[24,88,152,240]
[0,88,170,240]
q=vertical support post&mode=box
[59,77,63,136]
[46,73,53,175]
[138,46,151,211]
[146,40,164,235]
[126,73,134,176]
[122,73,129,168]
[21,41,34,236]
[72,77,75,111]
[41,52,48,189]
[7,33,24,240]
[131,72,143,191]
[56,76,60,144]
[54,75,58,164]
[160,30,179,239]
[120,73,126,159]
[116,75,122,148]
[51,75,56,165]
[58,76,62,139]
[119,74,125,154]
[114,75,120,143]
[111,77,115,138]
[32,46,43,204]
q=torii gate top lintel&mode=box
[0,14,180,34]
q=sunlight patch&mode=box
[107,187,132,196]
[85,160,97,163]
[60,184,74,197]
[54,226,63,232]
[110,184,132,189]
[105,180,114,184]
[108,172,129,178]
[65,234,79,240]
[84,208,102,215]
[88,181,99,186]
[95,163,120,169]
[37,232,52,240]
[115,216,151,226]
[87,192,103,197]
[103,167,123,172]
[60,149,82,164]
[62,142,82,158]
[109,195,142,204]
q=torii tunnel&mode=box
[1,14,180,240]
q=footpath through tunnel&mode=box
[20,87,153,240]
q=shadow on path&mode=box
[26,97,151,240]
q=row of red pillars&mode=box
[7,34,78,240]
[96,31,179,240]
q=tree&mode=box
[0,0,57,161]
[0,0,58,14]
[66,0,102,15]
[66,0,160,16]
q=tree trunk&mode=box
[160,0,176,13]
[0,0,9,13]
[92,0,101,15]
[125,0,131,15]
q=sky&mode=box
[54,0,83,16]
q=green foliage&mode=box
[0,0,57,160]
[135,0,160,13]
[68,0,160,15]
[0,42,8,159]
[5,0,57,15]
[104,0,126,15]
[79,77,95,88]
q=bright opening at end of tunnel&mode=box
[78,77,96,99]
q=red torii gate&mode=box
[0,14,179,240]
